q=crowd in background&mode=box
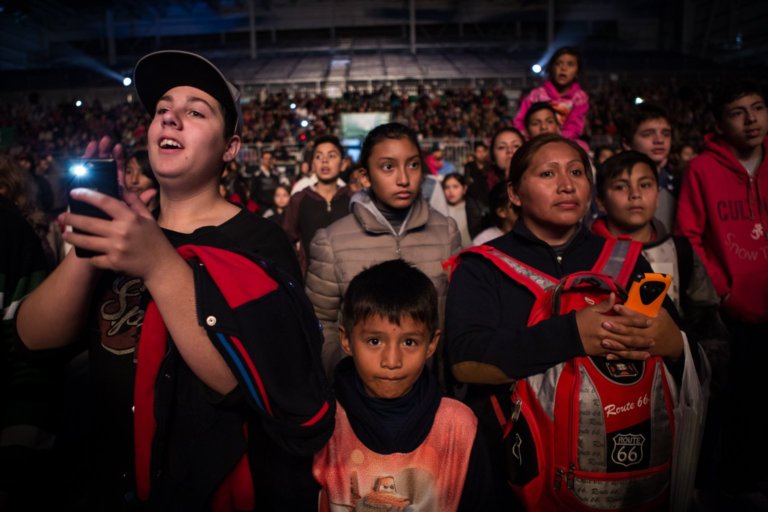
[2,48,768,510]
[0,77,722,165]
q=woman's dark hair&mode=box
[0,156,40,220]
[508,134,592,213]
[593,145,616,164]
[596,150,658,200]
[128,149,159,189]
[359,122,424,172]
[489,127,525,169]
[524,102,559,131]
[487,181,512,228]
[273,183,291,198]
[441,172,466,188]
[341,259,438,336]
[547,46,582,79]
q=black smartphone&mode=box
[67,159,119,258]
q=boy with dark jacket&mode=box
[283,135,351,273]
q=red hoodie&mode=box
[675,133,768,323]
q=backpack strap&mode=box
[445,245,558,299]
[592,236,644,287]
[673,235,694,298]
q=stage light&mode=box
[290,103,297,110]
[75,100,83,107]
[123,77,132,87]
[634,97,644,105]
[300,119,309,128]
[531,64,542,74]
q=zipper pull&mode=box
[510,398,522,422]
[554,468,564,490]
[566,464,576,490]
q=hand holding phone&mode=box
[624,273,672,317]
[68,159,119,258]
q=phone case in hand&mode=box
[624,273,672,317]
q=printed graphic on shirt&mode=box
[329,466,433,511]
[97,274,145,354]
[551,99,573,127]
[725,232,768,261]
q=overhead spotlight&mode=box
[531,64,542,74]
[290,102,297,110]
[123,77,132,87]
[300,119,309,128]
[75,100,83,107]
[634,97,644,105]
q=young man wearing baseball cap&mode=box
[17,50,333,510]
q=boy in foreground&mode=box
[16,50,332,510]
[313,259,491,511]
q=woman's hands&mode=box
[575,293,683,360]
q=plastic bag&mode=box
[670,333,711,512]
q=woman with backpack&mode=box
[444,134,698,510]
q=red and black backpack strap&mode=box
[592,236,644,288]
[444,245,558,299]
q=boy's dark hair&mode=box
[547,46,582,79]
[711,80,766,124]
[596,150,658,199]
[508,134,591,213]
[341,259,438,336]
[441,172,466,188]
[593,145,616,161]
[474,141,488,151]
[524,102,559,131]
[359,122,424,173]
[311,135,344,160]
[619,103,670,146]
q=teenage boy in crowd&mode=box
[620,103,678,231]
[524,102,592,154]
[16,50,332,510]
[524,101,561,138]
[676,81,768,506]
[283,134,351,273]
[592,150,723,323]
[313,259,491,511]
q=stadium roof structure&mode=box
[0,0,766,92]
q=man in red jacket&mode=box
[676,81,768,505]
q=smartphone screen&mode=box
[67,159,119,257]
